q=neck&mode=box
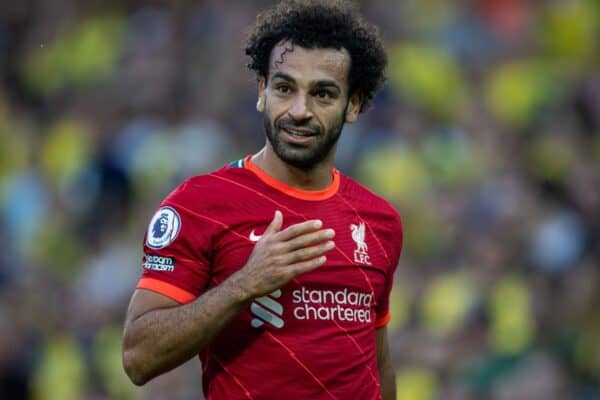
[250,145,336,191]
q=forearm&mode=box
[123,275,250,385]
[123,213,333,385]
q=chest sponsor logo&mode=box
[249,287,373,328]
[351,222,371,265]
[146,206,181,249]
[143,254,175,272]
[250,290,284,328]
[292,287,373,323]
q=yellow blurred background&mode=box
[0,0,599,399]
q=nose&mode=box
[288,93,313,122]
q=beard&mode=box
[264,106,347,171]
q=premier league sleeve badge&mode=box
[146,206,182,249]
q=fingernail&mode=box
[314,220,323,228]
[326,241,335,249]
[326,229,335,238]
[319,256,327,263]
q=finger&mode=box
[276,219,323,241]
[283,240,335,264]
[282,228,335,252]
[264,210,283,236]
[289,255,328,276]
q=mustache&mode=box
[276,118,321,135]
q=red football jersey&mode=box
[138,155,403,400]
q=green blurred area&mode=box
[0,0,599,398]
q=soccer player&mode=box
[122,1,402,399]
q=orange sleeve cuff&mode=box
[374,312,391,328]
[137,278,196,304]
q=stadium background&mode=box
[0,0,599,399]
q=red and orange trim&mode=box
[244,155,340,201]
[374,312,390,328]
[137,278,196,304]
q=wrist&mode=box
[222,271,255,304]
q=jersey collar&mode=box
[243,155,340,201]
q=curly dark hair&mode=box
[245,0,387,113]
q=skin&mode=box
[122,41,395,400]
[252,42,361,189]
[376,325,396,400]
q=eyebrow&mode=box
[313,80,341,93]
[270,72,341,92]
[271,72,296,83]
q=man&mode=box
[122,1,402,399]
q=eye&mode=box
[316,90,332,99]
[276,84,290,94]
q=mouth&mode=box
[281,127,317,137]
[280,127,318,145]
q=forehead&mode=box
[268,41,351,88]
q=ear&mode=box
[345,91,363,123]
[256,76,267,112]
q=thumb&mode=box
[264,210,283,235]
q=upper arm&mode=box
[124,289,181,336]
[121,289,192,385]
[375,325,391,368]
[136,183,214,305]
[376,325,396,400]
[375,208,403,327]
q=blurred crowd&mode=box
[0,0,599,399]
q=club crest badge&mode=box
[146,206,181,249]
[351,221,371,265]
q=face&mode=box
[258,41,361,170]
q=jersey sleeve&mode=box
[374,209,403,328]
[137,181,213,304]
